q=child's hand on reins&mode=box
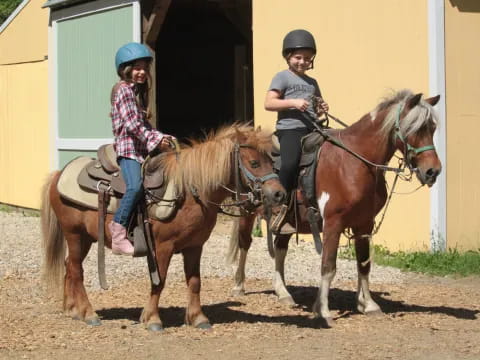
[316,99,329,115]
[291,98,310,112]
[158,135,176,151]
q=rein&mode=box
[304,103,436,174]
[301,112,404,174]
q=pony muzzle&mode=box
[262,183,287,207]
[416,166,441,187]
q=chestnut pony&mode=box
[41,124,285,330]
[227,91,442,326]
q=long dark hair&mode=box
[111,60,152,119]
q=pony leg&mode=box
[353,226,382,315]
[226,215,255,296]
[63,233,99,325]
[140,241,173,331]
[272,234,295,306]
[182,246,210,329]
[312,221,342,327]
[233,247,248,296]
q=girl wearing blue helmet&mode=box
[108,42,174,255]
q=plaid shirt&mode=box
[111,82,163,163]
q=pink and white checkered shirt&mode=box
[111,82,163,163]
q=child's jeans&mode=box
[113,157,143,227]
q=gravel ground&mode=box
[1,211,479,360]
[0,212,410,290]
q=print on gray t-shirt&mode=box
[268,69,321,130]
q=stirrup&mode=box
[270,204,288,234]
[278,221,296,235]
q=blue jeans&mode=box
[113,157,143,227]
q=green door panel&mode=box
[57,5,133,139]
[59,150,96,168]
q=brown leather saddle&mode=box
[271,130,329,253]
[76,144,172,289]
[271,130,328,209]
[77,144,166,197]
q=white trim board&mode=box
[428,0,447,251]
[56,138,114,151]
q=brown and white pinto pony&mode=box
[226,91,442,326]
[41,124,285,331]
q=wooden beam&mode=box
[141,0,171,127]
[142,0,171,48]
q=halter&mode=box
[231,143,279,214]
[199,142,279,216]
[394,103,436,171]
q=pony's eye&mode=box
[249,160,260,168]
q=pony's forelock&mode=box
[377,90,438,139]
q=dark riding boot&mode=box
[269,204,296,235]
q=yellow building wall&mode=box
[445,1,480,250]
[0,0,49,209]
[253,0,432,251]
[0,0,48,64]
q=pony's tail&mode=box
[40,172,65,293]
[225,217,240,266]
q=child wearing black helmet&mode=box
[108,42,175,255]
[265,29,329,234]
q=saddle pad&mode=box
[57,156,177,220]
[57,157,120,213]
[147,178,178,221]
[271,134,281,154]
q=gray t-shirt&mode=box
[268,69,321,130]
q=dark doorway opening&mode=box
[155,0,253,140]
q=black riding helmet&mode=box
[282,29,317,58]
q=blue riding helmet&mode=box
[115,42,152,71]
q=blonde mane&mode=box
[145,123,273,199]
[377,89,438,139]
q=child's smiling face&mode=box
[287,49,315,75]
[131,59,150,84]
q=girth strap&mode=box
[97,186,109,290]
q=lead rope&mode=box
[342,159,404,267]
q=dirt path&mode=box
[0,215,479,359]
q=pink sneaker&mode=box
[108,221,134,256]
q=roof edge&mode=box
[0,0,30,35]
[42,0,92,9]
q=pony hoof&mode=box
[85,317,102,326]
[357,303,382,315]
[313,316,334,328]
[279,296,296,306]
[147,323,164,332]
[196,322,212,330]
[365,309,383,317]
[231,289,245,297]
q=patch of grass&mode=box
[339,244,480,277]
[0,203,40,217]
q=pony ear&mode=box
[424,95,440,106]
[407,93,423,109]
[234,126,246,142]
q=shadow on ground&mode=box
[96,285,479,329]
